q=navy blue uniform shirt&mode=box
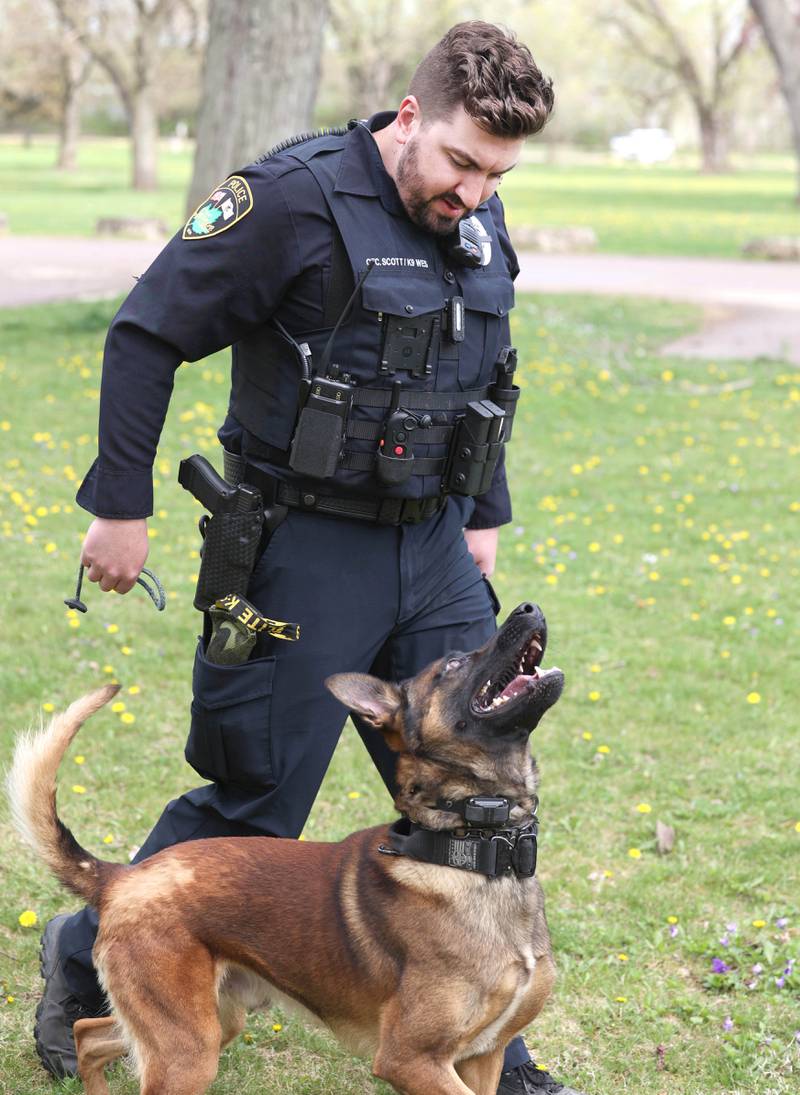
[77,113,519,528]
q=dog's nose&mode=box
[513,603,538,616]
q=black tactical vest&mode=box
[230,127,515,500]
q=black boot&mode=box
[34,914,107,1078]
[497,1060,588,1094]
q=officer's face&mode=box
[395,104,523,235]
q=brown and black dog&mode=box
[9,602,564,1095]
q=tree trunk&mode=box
[57,45,89,172]
[750,0,800,203]
[698,103,729,173]
[131,87,159,191]
[187,0,328,216]
[58,83,81,170]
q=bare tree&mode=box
[750,0,800,201]
[601,0,757,171]
[53,0,186,190]
[55,15,91,171]
[187,0,328,215]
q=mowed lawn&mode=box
[0,136,798,256]
[0,293,798,1094]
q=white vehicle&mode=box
[609,127,676,165]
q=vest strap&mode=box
[351,385,492,410]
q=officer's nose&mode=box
[455,178,486,213]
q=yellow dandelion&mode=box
[588,691,601,702]
[615,996,627,1003]
[103,834,114,845]
[628,848,642,859]
[752,920,766,929]
[272,1023,283,1033]
[603,869,614,879]
[617,953,628,961]
[636,803,652,814]
[72,785,86,795]
[43,702,55,713]
[74,755,85,765]
[128,685,141,695]
[107,624,119,634]
[347,791,361,800]
[120,646,132,656]
[746,692,761,704]
[18,909,38,928]
[582,731,593,741]
[667,916,678,925]
[597,745,610,754]
[111,702,126,713]
[120,713,135,725]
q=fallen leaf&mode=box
[656,820,675,855]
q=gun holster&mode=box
[194,509,264,611]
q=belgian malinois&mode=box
[8,602,564,1095]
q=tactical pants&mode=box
[56,496,531,1070]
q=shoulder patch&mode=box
[183,176,253,240]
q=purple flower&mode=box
[775,917,789,929]
[719,935,730,947]
[725,922,738,934]
[723,1017,734,1032]
[795,1031,800,1045]
[751,963,763,975]
[712,958,731,974]
[669,925,679,938]
[775,976,785,989]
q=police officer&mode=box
[36,21,586,1095]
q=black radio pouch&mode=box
[289,375,353,478]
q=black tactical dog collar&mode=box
[380,803,539,880]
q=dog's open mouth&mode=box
[471,632,558,715]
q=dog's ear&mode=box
[325,673,404,749]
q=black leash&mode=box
[65,564,166,613]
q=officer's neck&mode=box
[370,120,402,183]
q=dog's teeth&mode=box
[531,640,543,653]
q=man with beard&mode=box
[36,20,585,1095]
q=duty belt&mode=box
[241,462,445,526]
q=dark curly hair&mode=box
[408,21,554,139]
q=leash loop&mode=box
[64,564,167,613]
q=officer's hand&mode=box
[81,517,149,594]
[463,527,499,577]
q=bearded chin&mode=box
[396,141,463,236]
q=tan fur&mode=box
[11,625,561,1095]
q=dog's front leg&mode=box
[373,1053,477,1095]
[455,1047,506,1095]
[373,998,479,1095]
[74,1016,127,1095]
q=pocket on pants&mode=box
[185,639,277,789]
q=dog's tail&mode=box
[7,685,125,905]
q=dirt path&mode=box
[1,236,798,364]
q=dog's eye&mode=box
[445,658,464,672]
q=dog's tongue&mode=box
[499,675,533,701]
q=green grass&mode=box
[0,293,798,1094]
[1,136,798,256]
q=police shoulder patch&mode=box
[183,175,254,240]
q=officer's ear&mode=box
[325,673,404,750]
